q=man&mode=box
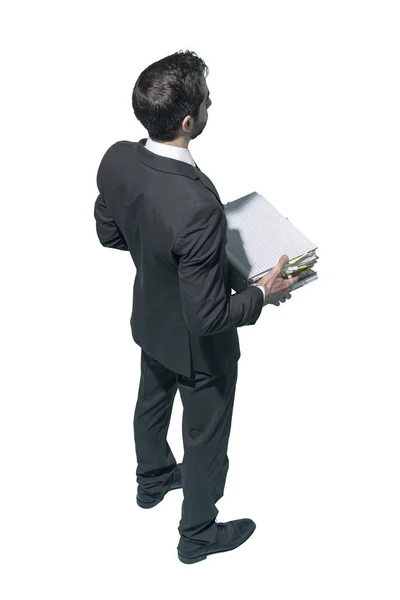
[94,50,298,564]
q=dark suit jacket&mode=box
[94,138,264,378]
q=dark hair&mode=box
[132,50,209,142]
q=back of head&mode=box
[132,50,209,142]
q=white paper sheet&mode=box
[224,192,318,279]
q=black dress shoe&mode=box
[177,518,256,564]
[136,463,182,509]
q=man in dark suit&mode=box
[94,50,297,564]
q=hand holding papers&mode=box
[280,250,319,280]
[224,192,318,297]
[250,254,299,306]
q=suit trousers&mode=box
[133,348,238,548]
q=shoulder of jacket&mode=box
[97,141,137,183]
[99,140,136,163]
[172,199,223,251]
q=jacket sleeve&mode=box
[228,261,249,293]
[173,203,264,336]
[94,193,129,251]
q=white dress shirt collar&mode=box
[145,137,197,167]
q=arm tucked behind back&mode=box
[94,193,128,251]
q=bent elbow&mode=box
[187,321,206,337]
[183,300,228,337]
[186,315,222,337]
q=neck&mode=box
[158,136,189,150]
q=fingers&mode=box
[284,275,299,289]
[275,277,297,294]
[275,254,289,274]
[269,255,290,284]
[286,273,299,283]
[273,292,292,306]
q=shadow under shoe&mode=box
[177,518,256,564]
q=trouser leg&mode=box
[177,362,238,551]
[133,349,178,495]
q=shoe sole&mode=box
[136,482,182,509]
[136,496,163,509]
[178,522,256,564]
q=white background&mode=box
[1,1,399,598]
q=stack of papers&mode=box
[223,192,318,292]
[281,250,319,280]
